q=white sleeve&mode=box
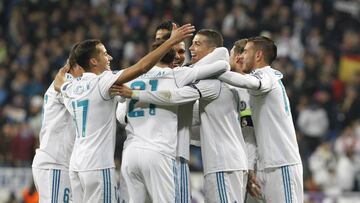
[218,71,273,94]
[242,127,258,170]
[174,60,229,87]
[190,100,201,147]
[195,47,229,66]
[98,70,124,100]
[116,102,127,126]
[132,86,200,106]
[192,80,221,101]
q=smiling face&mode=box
[173,42,186,67]
[94,43,113,72]
[189,34,214,64]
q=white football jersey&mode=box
[198,81,248,175]
[249,67,301,169]
[132,79,222,160]
[124,66,182,158]
[172,48,230,161]
[218,66,302,169]
[32,77,76,170]
[61,71,123,171]
[125,49,230,159]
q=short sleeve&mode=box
[98,70,124,100]
[250,70,273,95]
[192,80,221,100]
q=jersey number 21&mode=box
[128,80,158,117]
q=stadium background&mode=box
[0,0,360,202]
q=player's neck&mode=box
[156,62,169,68]
[253,61,269,69]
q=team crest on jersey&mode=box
[75,86,85,94]
[239,101,246,111]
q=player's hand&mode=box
[110,84,133,98]
[169,23,195,44]
[246,170,262,199]
[109,84,122,97]
[54,62,70,92]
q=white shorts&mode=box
[32,168,72,203]
[256,164,303,203]
[204,170,247,203]
[69,168,118,203]
[119,147,178,203]
[177,157,191,203]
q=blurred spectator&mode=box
[6,192,20,203]
[308,142,339,196]
[297,97,329,157]
[9,123,36,167]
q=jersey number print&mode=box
[72,99,89,138]
[128,80,158,117]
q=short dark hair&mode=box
[233,39,248,54]
[151,39,175,64]
[74,39,102,71]
[69,43,79,69]
[158,33,171,41]
[197,29,223,48]
[155,20,174,32]
[247,36,277,64]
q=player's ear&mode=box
[235,54,241,64]
[89,58,97,66]
[255,50,263,62]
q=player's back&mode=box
[62,72,119,171]
[32,81,75,170]
[124,66,179,158]
[198,80,248,175]
[249,66,301,169]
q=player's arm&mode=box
[174,48,230,87]
[192,60,230,83]
[115,80,220,106]
[116,102,127,126]
[114,24,195,85]
[190,101,201,147]
[243,129,258,170]
[132,86,200,106]
[218,71,272,93]
[54,62,71,92]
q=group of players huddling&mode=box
[32,20,303,203]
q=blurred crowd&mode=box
[1,0,360,198]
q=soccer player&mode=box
[113,21,189,202]
[119,37,229,202]
[155,20,186,68]
[32,44,84,203]
[218,36,303,203]
[155,20,173,41]
[228,39,261,202]
[117,29,248,203]
[53,24,195,203]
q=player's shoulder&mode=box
[251,66,282,80]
